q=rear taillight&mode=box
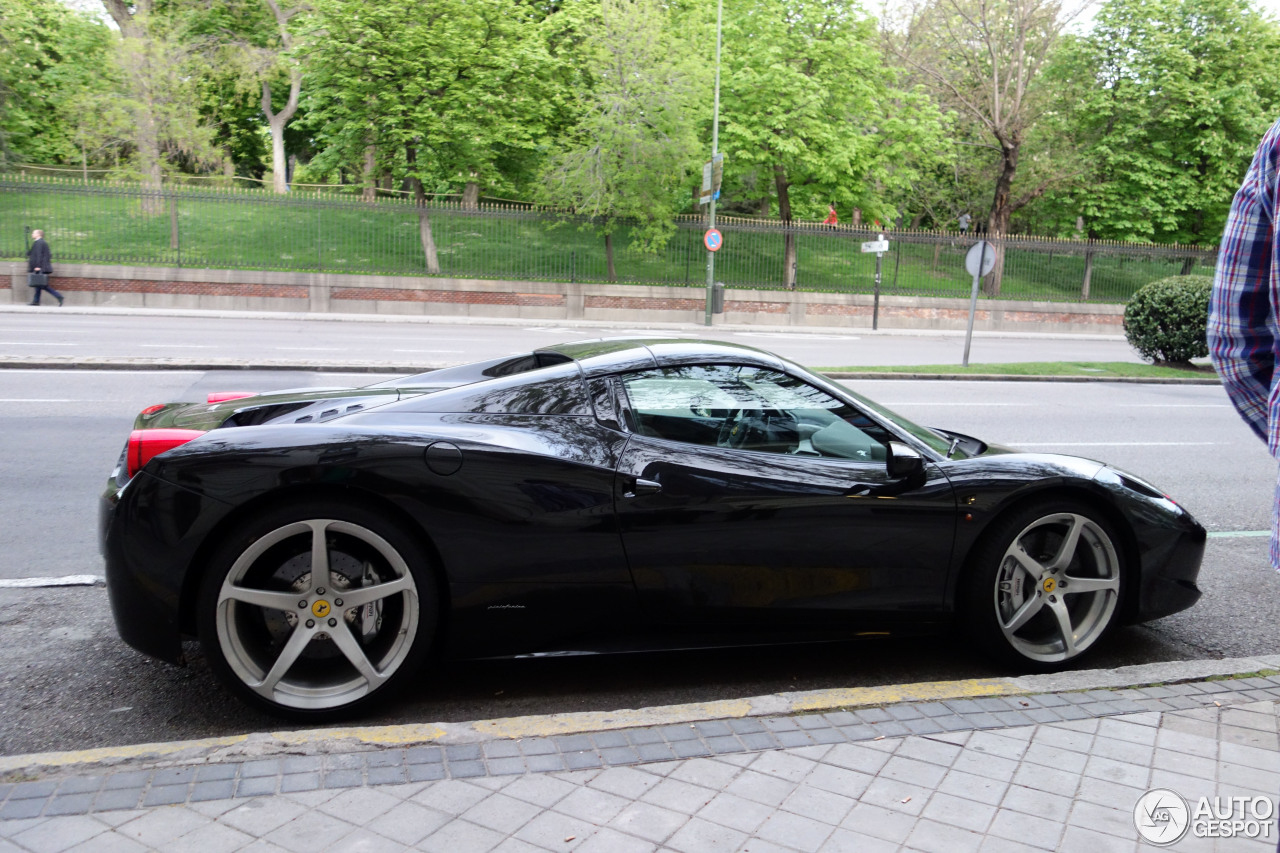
[140,404,166,416]
[127,429,206,477]
[207,392,255,404]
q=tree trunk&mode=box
[262,75,300,194]
[462,180,480,210]
[851,207,862,228]
[775,165,797,290]
[605,232,617,283]
[169,195,179,250]
[405,144,441,274]
[103,0,162,212]
[984,139,1019,297]
[362,142,377,202]
[260,1,302,194]
[759,197,770,216]
[1081,250,1094,299]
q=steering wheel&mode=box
[715,409,748,448]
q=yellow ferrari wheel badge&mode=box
[1042,578,1057,594]
[312,600,331,618]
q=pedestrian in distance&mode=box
[958,212,971,233]
[26,229,63,306]
[822,203,838,228]
[1209,115,1280,570]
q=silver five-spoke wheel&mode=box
[966,500,1124,669]
[199,504,434,719]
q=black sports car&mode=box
[100,338,1204,719]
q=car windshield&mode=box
[839,386,958,457]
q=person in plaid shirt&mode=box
[1208,117,1280,569]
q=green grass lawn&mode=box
[0,180,1210,303]
[821,361,1219,380]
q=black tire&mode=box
[197,500,436,720]
[962,498,1125,671]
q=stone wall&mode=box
[5,262,1125,334]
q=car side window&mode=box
[618,365,891,460]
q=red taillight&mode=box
[207,392,255,404]
[127,429,206,477]
[140,404,166,416]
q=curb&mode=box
[3,655,1275,778]
[0,358,1221,384]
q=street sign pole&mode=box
[703,0,723,328]
[873,248,882,330]
[860,234,889,331]
[963,240,995,366]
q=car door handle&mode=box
[624,478,662,498]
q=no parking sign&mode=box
[704,228,723,252]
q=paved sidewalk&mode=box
[2,670,1277,852]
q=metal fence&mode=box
[0,176,1219,303]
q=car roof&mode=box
[538,338,786,378]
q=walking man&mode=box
[26,229,63,306]
[1208,116,1280,569]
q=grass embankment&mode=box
[0,181,1204,302]
[821,362,1218,380]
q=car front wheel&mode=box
[965,499,1124,669]
[197,502,435,720]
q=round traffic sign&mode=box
[704,228,723,252]
[965,241,996,277]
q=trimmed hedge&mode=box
[1123,275,1212,364]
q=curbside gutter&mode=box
[2,655,1275,778]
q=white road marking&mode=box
[1117,404,1230,408]
[0,398,112,402]
[1207,531,1269,538]
[275,347,343,351]
[1007,441,1222,447]
[880,402,1034,407]
[137,344,216,349]
[0,575,104,588]
[0,341,77,346]
[391,349,464,354]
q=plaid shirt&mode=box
[1209,116,1280,566]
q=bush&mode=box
[1123,275,1212,364]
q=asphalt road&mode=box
[0,307,1140,368]
[1,362,1276,757]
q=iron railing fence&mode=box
[0,176,1219,303]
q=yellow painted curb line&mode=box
[0,736,250,774]
[0,679,1025,776]
[788,677,1025,712]
[473,699,754,741]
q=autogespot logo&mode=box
[1134,788,1190,846]
[1134,789,1276,845]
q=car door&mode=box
[611,364,957,632]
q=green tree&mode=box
[1048,0,1280,244]
[301,0,557,271]
[539,0,708,281]
[97,0,224,196]
[0,0,112,171]
[893,0,1085,294]
[719,0,946,288]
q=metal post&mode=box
[873,249,882,330]
[962,242,990,367]
[703,0,723,327]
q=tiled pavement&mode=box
[1,677,1278,852]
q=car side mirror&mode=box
[886,441,925,484]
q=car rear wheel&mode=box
[964,499,1124,669]
[197,502,435,720]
